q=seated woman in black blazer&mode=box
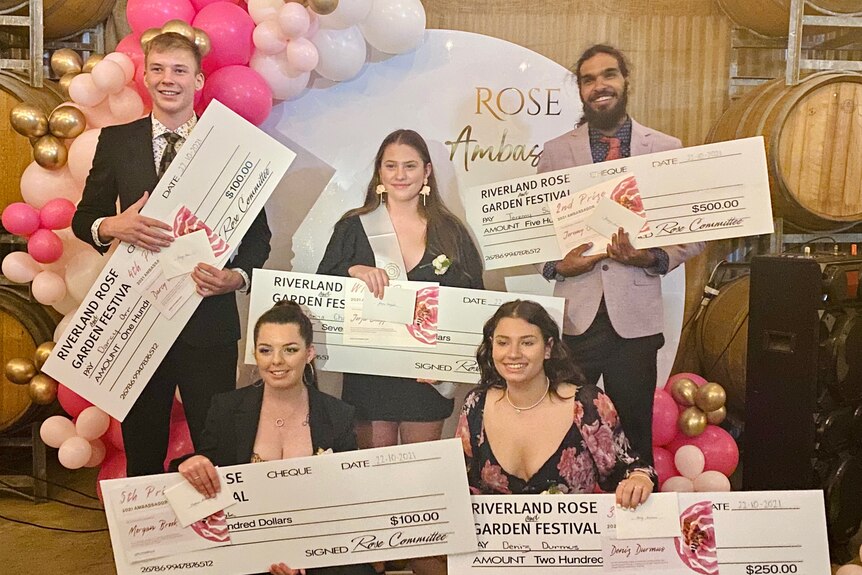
[175,300,375,575]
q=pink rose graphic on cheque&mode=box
[609,176,650,233]
[407,286,438,345]
[190,510,231,543]
[172,205,230,258]
[675,501,718,575]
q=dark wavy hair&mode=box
[144,32,203,74]
[253,299,317,387]
[340,129,477,284]
[572,43,630,84]
[475,300,585,395]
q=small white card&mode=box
[164,472,236,528]
[615,492,681,539]
[160,229,217,280]
[361,286,416,324]
[585,196,646,249]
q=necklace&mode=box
[274,412,310,427]
[505,377,550,413]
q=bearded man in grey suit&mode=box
[538,44,703,467]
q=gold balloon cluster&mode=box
[140,20,212,57]
[669,378,727,437]
[9,102,87,169]
[286,0,339,15]
[51,48,105,96]
[4,342,59,405]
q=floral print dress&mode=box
[456,384,656,494]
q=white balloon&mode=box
[31,270,67,305]
[58,436,92,470]
[52,291,80,315]
[359,0,426,55]
[674,445,706,480]
[319,0,372,30]
[661,476,694,492]
[250,51,311,101]
[64,249,107,303]
[54,309,77,341]
[310,26,367,82]
[248,0,285,24]
[1,251,42,283]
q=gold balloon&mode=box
[5,357,37,385]
[58,72,78,96]
[50,48,83,76]
[308,0,339,15]
[678,407,708,437]
[33,134,68,170]
[29,374,59,405]
[695,382,727,413]
[706,405,727,425]
[10,103,49,138]
[162,19,196,42]
[82,53,105,73]
[140,28,162,48]
[193,29,211,57]
[670,378,697,407]
[33,341,56,371]
[49,105,87,139]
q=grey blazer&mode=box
[537,120,704,338]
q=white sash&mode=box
[358,207,457,400]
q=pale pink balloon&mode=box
[52,291,80,315]
[1,251,42,283]
[79,99,120,129]
[54,310,76,342]
[249,51,310,101]
[674,445,706,479]
[126,0,195,35]
[693,470,731,492]
[40,416,77,448]
[20,162,79,208]
[58,436,93,470]
[108,87,145,123]
[285,37,318,72]
[31,270,67,305]
[253,20,288,55]
[69,73,107,107]
[248,0,284,24]
[1,202,41,236]
[39,198,76,230]
[278,2,311,39]
[85,438,107,468]
[305,9,320,38]
[836,566,862,575]
[76,406,112,440]
[103,52,136,84]
[68,129,102,186]
[28,229,64,264]
[91,60,127,94]
[65,249,107,303]
[661,476,695,492]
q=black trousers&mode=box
[122,339,238,477]
[563,311,663,467]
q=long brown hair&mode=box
[341,129,476,282]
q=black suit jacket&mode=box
[173,382,358,468]
[71,116,271,347]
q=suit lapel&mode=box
[307,386,333,452]
[566,125,593,166]
[630,119,654,157]
[234,384,263,464]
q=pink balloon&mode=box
[1,251,42,283]
[278,2,310,39]
[28,229,64,264]
[285,37,318,72]
[250,51,310,101]
[39,198,76,230]
[85,438,107,467]
[199,65,272,125]
[68,129,102,186]
[665,372,708,392]
[666,425,739,476]
[305,9,320,38]
[69,73,107,107]
[103,52,137,84]
[674,445,706,479]
[76,406,112,440]
[40,415,77,448]
[652,388,677,446]
[91,60,127,94]
[191,0,240,10]
[693,470,731,492]
[20,163,80,208]
[253,20,288,55]
[653,446,677,489]
[115,33,145,70]
[193,2,255,74]
[108,87,146,123]
[59,436,93,470]
[31,270,67,305]
[661,475,694,493]
[126,0,195,35]
[103,417,125,452]
[97,450,127,501]
[2,202,41,236]
[39,228,90,276]
[57,384,94,418]
[164,417,194,470]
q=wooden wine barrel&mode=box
[0,71,64,212]
[717,0,862,37]
[0,287,58,433]
[696,275,749,417]
[0,0,115,40]
[707,72,862,231]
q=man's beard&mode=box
[581,84,629,131]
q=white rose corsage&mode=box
[432,254,451,276]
